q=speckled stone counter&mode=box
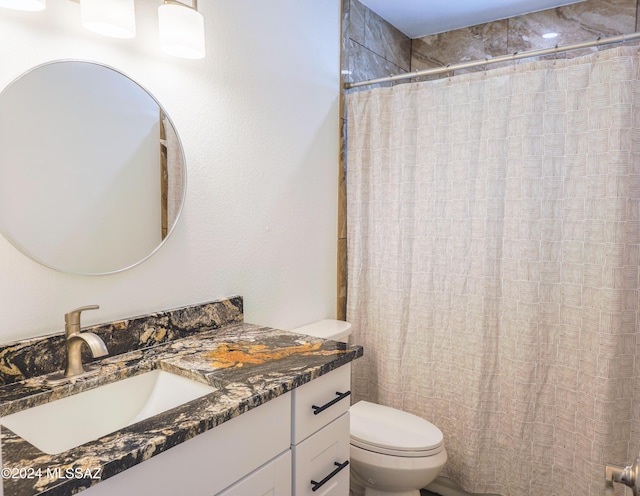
[0,297,363,496]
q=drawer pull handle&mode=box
[310,460,349,492]
[312,390,351,415]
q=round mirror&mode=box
[0,61,186,275]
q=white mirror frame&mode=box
[0,60,186,275]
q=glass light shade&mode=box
[158,2,205,59]
[0,0,45,11]
[81,0,136,39]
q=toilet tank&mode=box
[292,319,352,342]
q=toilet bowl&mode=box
[292,320,447,496]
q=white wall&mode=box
[0,0,341,342]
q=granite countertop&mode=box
[0,321,363,496]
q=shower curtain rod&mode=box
[344,31,640,89]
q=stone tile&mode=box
[337,237,347,320]
[342,47,351,78]
[411,20,509,78]
[342,0,411,87]
[508,0,638,59]
[348,0,366,46]
[408,0,639,81]
[338,117,347,240]
[363,5,411,71]
[342,0,351,75]
[345,38,408,90]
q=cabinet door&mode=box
[217,451,291,496]
[293,413,350,496]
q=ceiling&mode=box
[357,0,586,39]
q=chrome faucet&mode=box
[64,305,109,378]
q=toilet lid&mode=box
[292,319,351,341]
[350,401,444,457]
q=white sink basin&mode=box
[0,370,216,454]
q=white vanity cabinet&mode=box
[291,364,351,496]
[79,364,352,496]
[80,392,292,496]
[217,363,353,496]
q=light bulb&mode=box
[81,0,136,39]
[0,0,45,11]
[158,1,205,59]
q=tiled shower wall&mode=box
[342,0,639,86]
[341,0,411,88]
[412,0,639,76]
[337,0,640,319]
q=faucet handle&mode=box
[65,305,100,336]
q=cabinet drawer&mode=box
[292,364,351,444]
[217,451,291,496]
[292,413,350,496]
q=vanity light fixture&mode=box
[0,0,45,11]
[158,0,205,59]
[0,0,206,59]
[81,0,136,39]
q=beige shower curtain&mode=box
[346,46,640,496]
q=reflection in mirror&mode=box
[0,61,185,275]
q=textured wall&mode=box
[0,1,341,342]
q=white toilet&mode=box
[292,320,447,496]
